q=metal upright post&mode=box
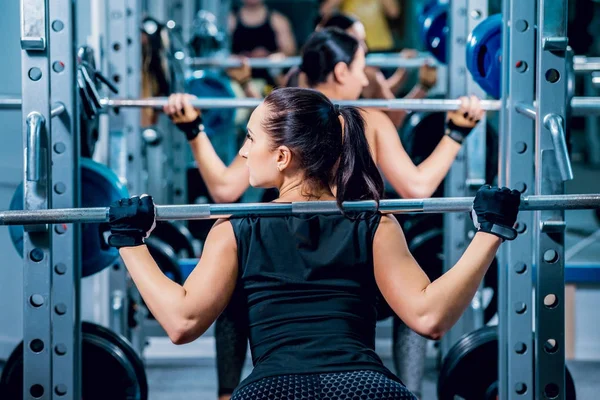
[20,0,81,398]
[168,0,197,206]
[105,0,142,339]
[171,0,196,46]
[534,0,570,398]
[441,0,488,357]
[126,0,144,197]
[498,0,536,398]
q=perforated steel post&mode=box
[535,0,569,398]
[20,0,81,398]
[105,0,142,338]
[498,0,536,398]
[49,1,81,398]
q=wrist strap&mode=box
[108,233,145,248]
[445,128,465,145]
[479,222,518,242]
[444,120,474,145]
[417,81,434,91]
[238,76,252,87]
[176,115,204,141]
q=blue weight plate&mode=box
[186,71,237,137]
[9,158,129,277]
[466,14,503,99]
[420,3,449,64]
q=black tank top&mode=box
[231,10,279,85]
[231,10,278,55]
[229,212,401,390]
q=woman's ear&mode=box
[275,145,293,172]
[333,61,350,85]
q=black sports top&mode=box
[229,212,401,390]
[231,10,278,55]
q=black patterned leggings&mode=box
[231,370,417,400]
[215,298,426,397]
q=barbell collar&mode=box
[0,194,598,225]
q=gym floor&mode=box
[141,156,600,399]
[143,355,600,399]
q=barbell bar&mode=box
[573,56,600,73]
[186,53,441,70]
[1,194,598,226]
[186,55,599,72]
[2,96,600,115]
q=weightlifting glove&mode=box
[175,114,205,141]
[108,195,156,248]
[470,185,521,241]
[444,119,475,145]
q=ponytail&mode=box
[335,107,384,209]
[261,87,383,211]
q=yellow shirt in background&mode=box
[340,0,395,52]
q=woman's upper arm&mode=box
[271,12,297,55]
[366,110,424,198]
[180,219,239,330]
[228,13,237,33]
[373,215,432,332]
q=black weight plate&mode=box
[409,226,444,281]
[406,221,497,324]
[403,214,443,241]
[144,237,184,320]
[399,109,500,190]
[438,326,577,400]
[0,322,147,400]
[438,325,498,400]
[77,46,101,158]
[151,221,197,258]
[483,258,498,324]
[83,321,148,400]
[146,236,184,285]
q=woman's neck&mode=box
[242,3,266,14]
[313,85,344,101]
[276,178,334,202]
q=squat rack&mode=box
[10,0,592,399]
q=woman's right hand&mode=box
[164,93,204,141]
[163,93,201,124]
[418,62,437,90]
[226,57,253,85]
[444,95,485,144]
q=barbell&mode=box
[186,53,441,70]
[2,96,600,116]
[1,194,599,226]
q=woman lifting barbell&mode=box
[108,87,520,400]
[164,28,485,399]
[304,12,438,129]
[165,28,484,203]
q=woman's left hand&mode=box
[107,195,156,248]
